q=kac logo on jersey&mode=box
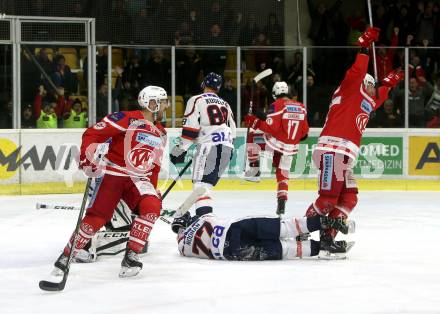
[135,132,161,148]
[360,100,373,114]
[356,113,370,133]
[128,148,153,171]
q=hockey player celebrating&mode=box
[171,211,354,261]
[244,82,309,215]
[51,86,169,278]
[170,72,236,216]
[304,27,404,240]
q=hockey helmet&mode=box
[201,72,222,92]
[138,86,168,113]
[272,81,289,99]
[363,74,376,88]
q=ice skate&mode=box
[320,216,355,234]
[244,168,261,182]
[119,248,143,278]
[276,198,286,215]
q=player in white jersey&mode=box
[170,72,236,216]
[171,212,354,261]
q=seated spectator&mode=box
[22,104,35,129]
[63,99,88,128]
[425,73,440,127]
[226,12,244,45]
[393,5,411,45]
[373,99,403,128]
[0,98,12,129]
[264,13,283,46]
[307,0,342,46]
[239,13,260,46]
[144,49,171,92]
[175,21,194,46]
[36,48,53,81]
[51,54,77,95]
[415,1,435,45]
[123,54,143,91]
[394,77,433,127]
[219,77,237,118]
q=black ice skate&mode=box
[276,198,286,215]
[320,216,356,234]
[51,252,69,276]
[119,248,143,278]
[318,234,355,260]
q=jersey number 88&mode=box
[207,105,228,125]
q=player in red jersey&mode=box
[305,27,404,241]
[51,86,168,278]
[244,82,309,215]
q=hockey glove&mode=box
[382,68,404,88]
[170,145,187,165]
[357,27,380,48]
[244,114,261,130]
[171,212,192,234]
[79,157,99,176]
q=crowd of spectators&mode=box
[1,0,440,129]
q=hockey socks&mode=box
[128,214,158,253]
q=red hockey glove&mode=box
[382,68,404,88]
[357,27,380,48]
[244,114,261,130]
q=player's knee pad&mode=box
[315,195,339,215]
[137,195,162,217]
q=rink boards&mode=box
[0,128,439,194]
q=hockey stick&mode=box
[158,159,193,224]
[39,177,92,292]
[159,186,207,225]
[366,0,378,83]
[36,202,178,218]
[242,68,273,176]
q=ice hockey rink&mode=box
[1,190,439,314]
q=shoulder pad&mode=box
[108,112,126,122]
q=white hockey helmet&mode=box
[272,81,289,99]
[138,86,168,113]
[363,73,376,88]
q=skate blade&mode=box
[318,250,347,260]
[243,177,261,183]
[119,266,141,278]
[318,241,355,260]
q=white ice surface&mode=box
[0,191,440,314]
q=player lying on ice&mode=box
[171,212,355,261]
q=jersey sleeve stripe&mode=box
[182,128,199,140]
[182,126,200,132]
[103,116,126,131]
[183,96,202,118]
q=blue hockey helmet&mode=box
[201,72,222,91]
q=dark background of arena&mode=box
[0,0,439,129]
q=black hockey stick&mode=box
[39,177,92,292]
[242,69,273,177]
[159,159,193,224]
